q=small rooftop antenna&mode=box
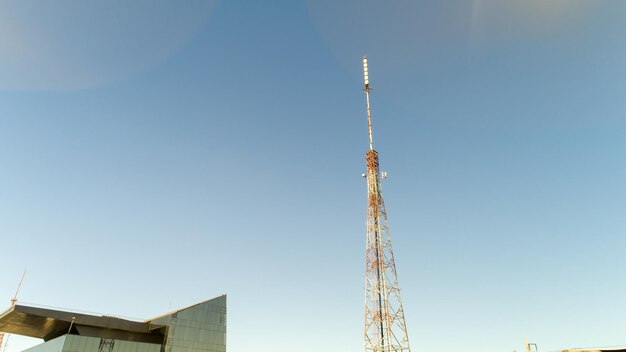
[0,269,27,352]
[68,317,76,335]
[363,56,374,151]
[10,269,26,307]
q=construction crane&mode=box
[0,270,27,352]
[361,57,411,352]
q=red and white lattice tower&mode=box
[362,57,411,352]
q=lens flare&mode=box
[0,0,220,91]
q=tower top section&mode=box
[363,56,370,92]
[363,56,374,151]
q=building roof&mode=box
[0,295,226,345]
[0,304,162,343]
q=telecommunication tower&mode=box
[362,57,411,352]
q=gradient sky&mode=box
[1,1,625,352]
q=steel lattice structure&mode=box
[98,338,115,352]
[362,57,411,352]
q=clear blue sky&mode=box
[1,1,625,352]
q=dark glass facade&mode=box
[24,335,161,352]
[151,295,226,352]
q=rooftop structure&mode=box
[0,295,226,352]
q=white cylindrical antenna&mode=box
[363,56,374,150]
[363,57,370,87]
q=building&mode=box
[562,349,626,352]
[0,295,226,352]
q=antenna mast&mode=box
[0,269,27,352]
[363,57,374,151]
[362,57,411,352]
[10,269,26,307]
